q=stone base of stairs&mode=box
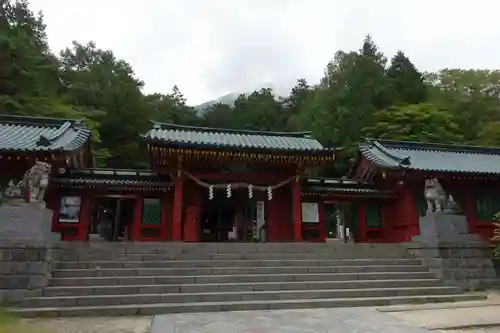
[10,242,488,317]
[13,294,485,318]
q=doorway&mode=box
[200,190,257,242]
[200,193,234,242]
[325,203,359,242]
[90,197,135,241]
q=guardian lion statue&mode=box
[19,160,52,202]
[424,178,459,214]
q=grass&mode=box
[0,309,45,333]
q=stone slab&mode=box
[385,304,500,330]
[149,307,432,333]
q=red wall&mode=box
[383,184,420,242]
[267,185,293,241]
[463,194,495,241]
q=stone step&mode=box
[55,242,410,256]
[48,271,437,286]
[51,265,428,278]
[13,293,485,317]
[56,252,414,262]
[55,258,422,270]
[21,286,462,308]
[43,278,446,297]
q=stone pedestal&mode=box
[0,200,60,244]
[409,212,498,290]
[412,212,481,244]
[0,200,59,303]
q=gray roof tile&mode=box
[0,114,91,152]
[143,122,330,152]
[52,168,171,189]
[360,139,500,174]
[303,177,394,197]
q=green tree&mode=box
[386,51,427,105]
[363,103,463,143]
[232,88,288,131]
[59,41,149,168]
[0,0,73,117]
[200,102,235,128]
[145,86,198,125]
[475,121,500,147]
[426,69,500,142]
[284,78,314,130]
[295,36,396,174]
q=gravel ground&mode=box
[20,317,152,333]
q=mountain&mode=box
[193,92,240,115]
[193,83,290,115]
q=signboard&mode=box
[301,202,319,223]
[256,201,266,241]
[59,196,81,223]
[256,201,265,230]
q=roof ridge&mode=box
[0,114,85,127]
[366,138,500,155]
[372,140,411,165]
[151,121,313,138]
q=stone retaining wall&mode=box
[0,241,53,303]
[407,241,500,291]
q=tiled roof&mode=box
[359,138,500,174]
[303,177,394,198]
[51,168,171,190]
[0,114,91,152]
[143,122,332,153]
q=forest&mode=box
[3,0,500,175]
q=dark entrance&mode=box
[200,189,257,242]
[325,203,359,242]
[90,197,135,241]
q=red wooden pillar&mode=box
[292,176,302,242]
[399,185,419,241]
[131,197,142,241]
[172,174,183,241]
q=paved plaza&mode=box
[20,295,500,333]
[149,308,434,333]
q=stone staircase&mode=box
[12,242,485,317]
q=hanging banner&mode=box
[301,202,319,223]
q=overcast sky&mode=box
[30,0,500,105]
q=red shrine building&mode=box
[0,114,497,243]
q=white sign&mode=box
[59,196,81,223]
[256,201,265,229]
[256,201,266,241]
[301,202,319,223]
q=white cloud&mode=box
[30,0,500,104]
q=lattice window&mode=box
[474,195,499,221]
[142,198,162,225]
[364,204,382,228]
